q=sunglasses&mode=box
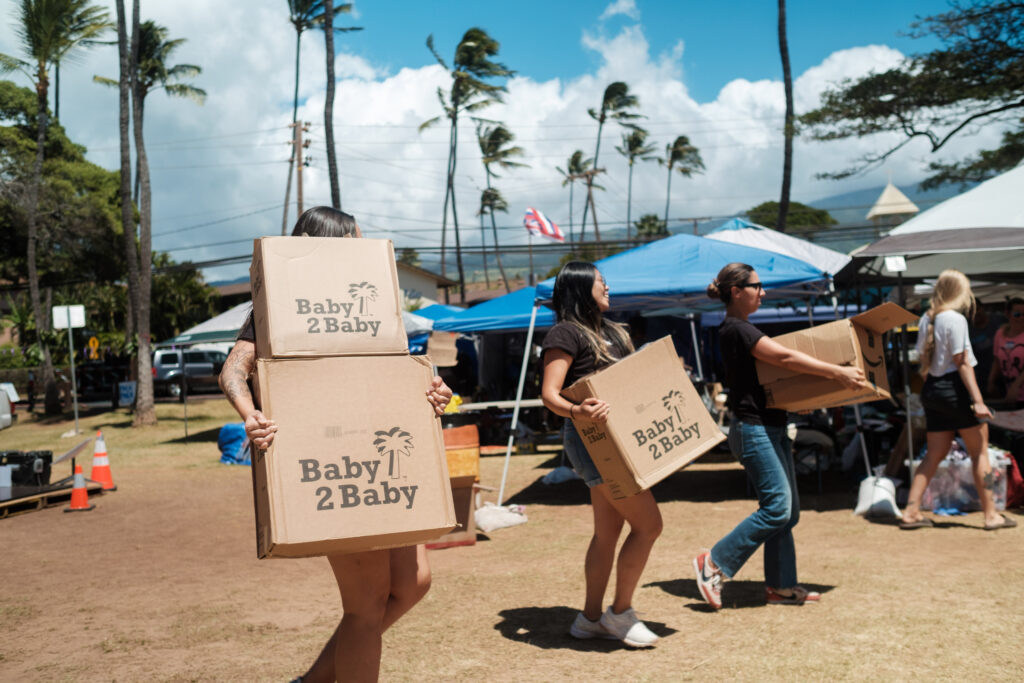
[738,281,764,292]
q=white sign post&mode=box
[52,305,86,435]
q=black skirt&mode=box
[921,370,980,432]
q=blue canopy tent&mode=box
[432,286,556,333]
[490,233,831,502]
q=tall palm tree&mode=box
[580,81,642,242]
[0,0,110,412]
[659,135,704,229]
[477,123,526,293]
[95,20,206,203]
[322,2,361,209]
[777,0,794,233]
[556,150,591,244]
[478,187,508,288]
[615,127,656,241]
[421,28,513,303]
[282,1,361,228]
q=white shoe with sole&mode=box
[569,611,615,640]
[599,607,659,647]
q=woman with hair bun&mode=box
[540,261,663,647]
[694,263,866,609]
[900,269,1016,531]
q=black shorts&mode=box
[921,371,980,432]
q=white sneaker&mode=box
[569,612,615,640]
[599,607,659,647]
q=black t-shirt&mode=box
[542,321,630,388]
[237,312,255,344]
[719,315,786,426]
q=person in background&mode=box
[219,206,453,683]
[694,262,866,609]
[540,261,662,648]
[988,297,1024,408]
[971,303,1005,399]
[900,270,1016,531]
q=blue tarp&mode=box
[414,303,464,320]
[535,232,829,312]
[700,305,844,327]
[432,286,556,332]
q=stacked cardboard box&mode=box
[563,336,726,499]
[249,237,456,558]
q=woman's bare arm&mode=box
[219,340,278,449]
[954,351,992,419]
[752,336,866,390]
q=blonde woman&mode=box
[900,269,1016,531]
[540,261,662,647]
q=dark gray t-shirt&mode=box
[542,321,630,388]
[719,315,786,427]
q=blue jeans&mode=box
[711,419,800,588]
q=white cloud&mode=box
[0,2,1006,285]
[600,0,640,22]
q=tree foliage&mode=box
[633,213,668,241]
[745,200,837,230]
[800,1,1024,186]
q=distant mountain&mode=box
[803,183,971,226]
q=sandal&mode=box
[983,514,1018,531]
[899,517,934,530]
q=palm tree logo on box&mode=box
[348,282,378,315]
[373,427,414,480]
[662,389,686,424]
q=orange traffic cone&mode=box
[65,464,95,513]
[90,430,117,491]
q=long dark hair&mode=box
[551,261,632,363]
[706,262,755,305]
[291,206,361,238]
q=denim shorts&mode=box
[562,420,604,488]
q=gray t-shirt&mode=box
[917,310,977,376]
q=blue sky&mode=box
[340,0,945,102]
[0,0,991,284]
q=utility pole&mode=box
[294,122,311,219]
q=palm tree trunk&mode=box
[486,170,510,292]
[449,115,466,304]
[116,0,141,398]
[479,211,490,288]
[439,114,456,281]
[324,2,340,209]
[27,63,57,409]
[777,0,794,233]
[567,180,574,244]
[54,62,60,121]
[131,0,156,426]
[664,163,674,227]
[283,30,303,234]
[579,178,590,242]
[132,99,144,205]
[626,161,634,241]
[589,186,601,243]
[580,117,605,241]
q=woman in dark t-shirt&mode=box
[693,262,866,610]
[540,261,662,648]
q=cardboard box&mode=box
[562,336,726,499]
[250,237,408,358]
[425,475,478,549]
[426,331,459,368]
[757,303,918,412]
[252,354,456,558]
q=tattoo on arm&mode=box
[220,342,256,409]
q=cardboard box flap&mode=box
[850,302,918,333]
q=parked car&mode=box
[152,348,227,400]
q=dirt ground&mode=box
[1,400,1022,682]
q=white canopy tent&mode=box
[706,218,852,277]
[840,164,1024,283]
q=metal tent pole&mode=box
[497,303,540,505]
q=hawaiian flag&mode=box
[523,207,565,243]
